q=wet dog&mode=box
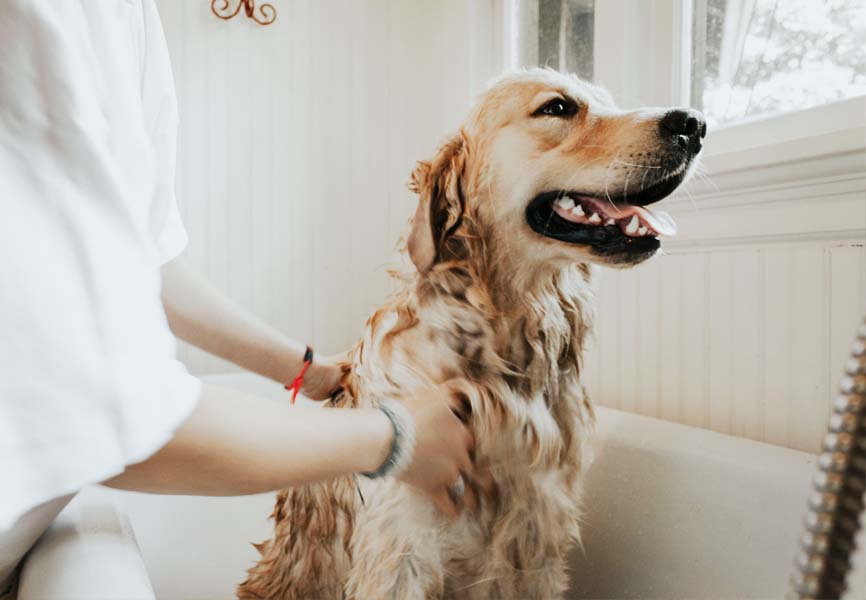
[238,68,705,599]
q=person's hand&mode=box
[301,352,347,400]
[397,381,475,519]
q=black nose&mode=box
[659,109,706,153]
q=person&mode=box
[0,1,473,593]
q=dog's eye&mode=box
[534,97,578,118]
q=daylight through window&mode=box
[691,0,866,126]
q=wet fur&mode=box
[238,262,595,600]
[237,69,684,599]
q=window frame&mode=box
[501,0,866,178]
[702,95,866,172]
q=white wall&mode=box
[155,0,501,372]
[157,1,865,454]
[582,102,866,453]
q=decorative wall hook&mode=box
[211,0,276,26]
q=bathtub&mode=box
[18,373,866,599]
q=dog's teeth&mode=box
[638,226,647,235]
[556,197,575,210]
[588,213,601,224]
[571,205,585,217]
[625,215,639,235]
[605,218,616,226]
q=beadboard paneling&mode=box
[583,170,866,453]
[155,0,499,373]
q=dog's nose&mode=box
[659,109,706,153]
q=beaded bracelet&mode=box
[361,399,416,479]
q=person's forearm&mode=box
[103,383,391,495]
[160,259,306,385]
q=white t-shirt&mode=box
[0,0,201,531]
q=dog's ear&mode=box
[407,133,467,273]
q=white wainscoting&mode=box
[155,0,501,373]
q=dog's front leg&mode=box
[345,480,445,600]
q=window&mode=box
[509,0,865,131]
[691,0,866,127]
[512,0,595,80]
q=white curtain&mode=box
[717,0,757,84]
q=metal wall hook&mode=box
[211,0,276,26]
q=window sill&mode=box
[674,96,866,203]
[700,96,865,173]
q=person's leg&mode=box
[0,494,75,598]
[17,488,155,600]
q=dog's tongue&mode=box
[579,196,677,236]
[627,206,677,236]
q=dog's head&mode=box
[408,69,705,274]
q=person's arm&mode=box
[160,259,340,399]
[104,382,474,517]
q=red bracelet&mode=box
[285,346,314,404]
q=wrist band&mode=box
[362,399,416,479]
[285,346,314,404]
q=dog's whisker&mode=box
[612,158,661,169]
[623,165,632,201]
[684,185,699,213]
[603,153,619,212]
[639,164,650,193]
[695,168,719,193]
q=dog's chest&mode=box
[349,280,593,464]
[350,294,592,486]
[441,382,590,593]
[344,279,594,591]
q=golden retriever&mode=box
[237,68,705,599]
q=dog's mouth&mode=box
[525,175,681,261]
